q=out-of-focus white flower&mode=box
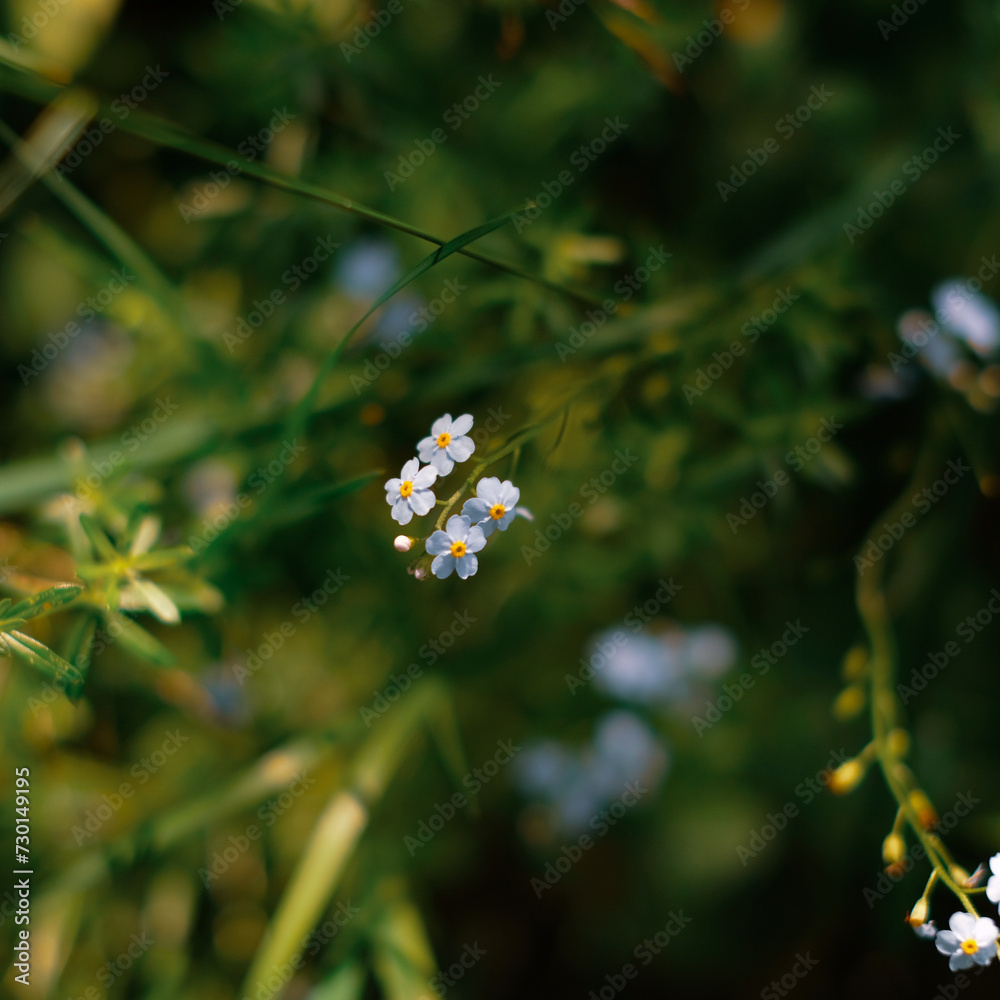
[682,624,738,679]
[933,280,1000,357]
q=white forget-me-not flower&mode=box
[935,911,999,971]
[462,476,520,538]
[425,514,486,579]
[418,413,475,475]
[385,458,437,525]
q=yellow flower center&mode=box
[436,432,451,449]
[961,938,979,956]
[489,503,506,520]
[400,480,414,498]
[449,540,467,558]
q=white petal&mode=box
[465,524,487,553]
[401,457,420,479]
[417,438,437,463]
[430,450,455,475]
[450,413,473,435]
[391,499,413,524]
[990,854,1000,877]
[445,514,471,541]
[431,414,453,437]
[408,488,436,516]
[501,482,521,507]
[950,953,974,971]
[987,875,1000,903]
[412,465,438,488]
[936,931,960,955]
[454,552,478,579]
[475,477,502,505]
[973,917,999,945]
[446,436,475,463]
[131,579,180,624]
[950,912,977,939]
[462,498,490,523]
[426,530,452,556]
[385,478,402,493]
[431,553,454,578]
[130,516,161,556]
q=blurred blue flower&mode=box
[591,631,685,704]
[334,238,401,297]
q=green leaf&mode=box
[0,63,600,307]
[104,613,175,667]
[286,209,524,444]
[262,472,384,529]
[6,583,83,622]
[305,962,366,1000]
[428,688,478,818]
[79,514,119,561]
[4,629,84,691]
[130,547,194,572]
[60,612,98,701]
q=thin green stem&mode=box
[0,61,601,307]
[856,419,981,917]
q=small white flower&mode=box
[118,516,180,624]
[935,911,999,970]
[913,920,938,940]
[986,853,1000,904]
[385,458,437,525]
[682,625,738,679]
[418,413,475,475]
[425,515,486,579]
[933,280,1000,357]
[461,477,520,538]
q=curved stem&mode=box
[856,417,981,916]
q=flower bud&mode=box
[833,685,865,721]
[964,864,986,888]
[413,566,427,580]
[393,535,414,552]
[882,832,906,865]
[906,898,929,927]
[887,728,910,758]
[828,758,865,795]
[908,790,938,829]
[949,864,971,887]
[842,645,868,680]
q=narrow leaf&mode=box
[4,629,84,690]
[104,613,175,667]
[60,612,97,701]
[79,514,119,561]
[7,583,83,621]
[286,210,522,443]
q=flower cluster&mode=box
[863,279,1000,410]
[384,412,526,580]
[908,852,1000,971]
